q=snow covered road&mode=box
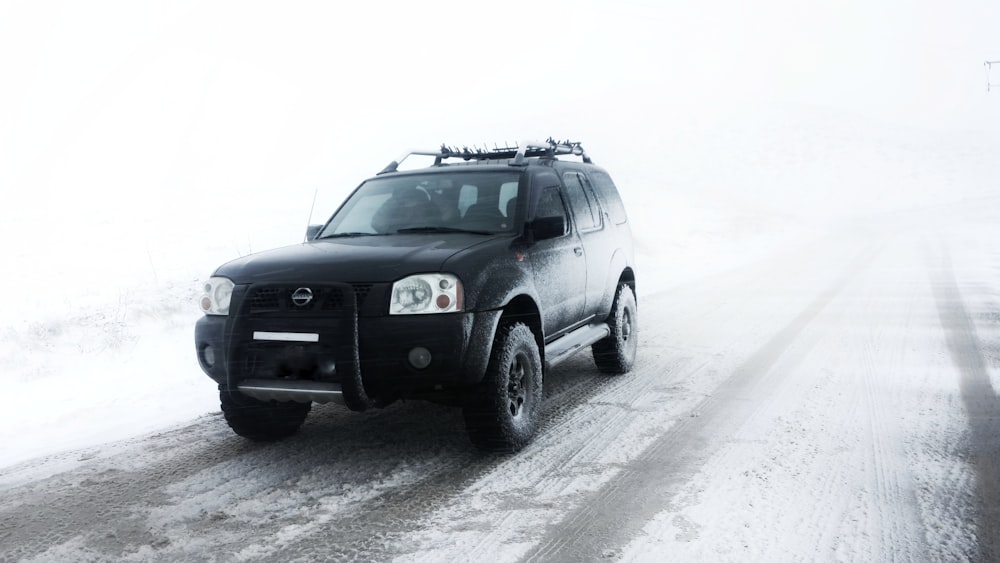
[2,206,998,562]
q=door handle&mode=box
[573,247,583,256]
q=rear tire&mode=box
[463,322,543,453]
[593,283,638,374]
[219,386,311,441]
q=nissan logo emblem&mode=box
[291,287,314,307]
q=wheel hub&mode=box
[507,354,527,417]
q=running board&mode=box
[544,323,610,371]
[237,379,345,405]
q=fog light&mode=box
[408,347,432,369]
[202,344,216,368]
[318,358,337,377]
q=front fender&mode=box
[447,243,536,313]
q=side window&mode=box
[589,170,628,225]
[536,186,568,220]
[562,172,600,231]
[529,170,565,221]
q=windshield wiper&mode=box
[395,226,494,236]
[317,232,381,239]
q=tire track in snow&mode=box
[810,246,928,560]
[521,243,881,561]
[0,400,484,562]
[858,337,925,560]
[206,369,633,563]
[617,233,973,561]
[831,256,927,560]
[320,353,705,563]
[929,242,1000,562]
[0,416,256,562]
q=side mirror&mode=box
[305,224,323,241]
[527,215,566,242]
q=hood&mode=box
[214,233,498,284]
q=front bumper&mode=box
[194,282,501,402]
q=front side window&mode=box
[535,186,568,220]
[318,171,523,237]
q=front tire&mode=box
[592,283,638,374]
[219,386,311,441]
[463,322,543,453]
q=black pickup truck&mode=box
[194,140,637,452]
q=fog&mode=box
[3,7,1000,561]
[3,1,997,229]
[2,0,999,467]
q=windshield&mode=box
[319,171,522,238]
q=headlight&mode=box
[390,274,463,315]
[200,277,235,316]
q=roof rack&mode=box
[377,138,591,174]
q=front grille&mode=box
[245,284,375,316]
[249,287,281,310]
[321,290,345,311]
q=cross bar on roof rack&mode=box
[376,138,591,174]
[511,139,591,165]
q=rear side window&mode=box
[588,170,628,225]
[562,172,601,231]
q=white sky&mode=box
[1,0,998,230]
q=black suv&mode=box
[194,140,637,452]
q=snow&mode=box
[620,235,984,561]
[4,107,999,561]
[3,1,1000,560]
